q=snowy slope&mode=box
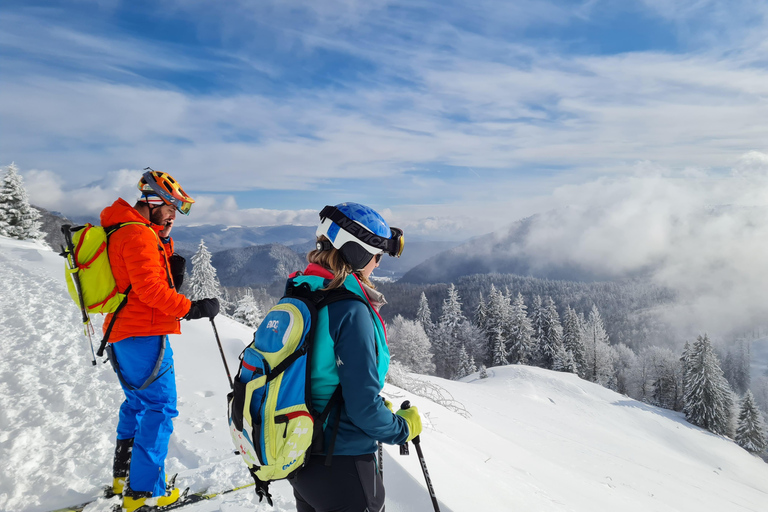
[2,236,768,512]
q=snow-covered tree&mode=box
[416,291,435,335]
[455,343,477,380]
[583,305,614,386]
[387,315,435,375]
[484,285,510,367]
[735,390,768,454]
[474,292,487,332]
[684,334,734,437]
[433,284,467,379]
[0,163,43,241]
[478,364,488,379]
[232,289,263,329]
[613,343,639,397]
[188,239,223,301]
[552,343,576,373]
[722,339,751,396]
[562,306,586,377]
[538,296,564,369]
[529,295,545,364]
[508,293,535,365]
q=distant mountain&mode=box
[211,244,306,287]
[400,213,640,284]
[171,224,317,257]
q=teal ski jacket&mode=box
[291,263,410,455]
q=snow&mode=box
[2,235,768,512]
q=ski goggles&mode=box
[318,205,405,258]
[141,169,194,215]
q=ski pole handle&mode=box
[399,400,412,455]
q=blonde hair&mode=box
[307,236,375,290]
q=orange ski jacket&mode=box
[100,198,192,343]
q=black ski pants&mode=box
[289,453,384,512]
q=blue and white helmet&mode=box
[316,202,404,270]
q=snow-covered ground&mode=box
[2,235,768,512]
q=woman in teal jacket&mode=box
[288,202,422,512]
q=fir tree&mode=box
[433,284,467,379]
[474,292,487,332]
[583,305,614,386]
[735,390,768,454]
[508,292,535,364]
[0,163,43,241]
[387,315,435,375]
[455,343,478,379]
[552,343,576,373]
[416,291,434,335]
[684,334,734,437]
[562,306,586,378]
[188,239,223,301]
[232,289,262,329]
[478,364,489,379]
[485,285,510,367]
[723,339,751,396]
[529,295,545,364]
[539,296,564,369]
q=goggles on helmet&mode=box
[318,205,404,258]
[140,168,195,215]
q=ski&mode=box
[49,482,255,512]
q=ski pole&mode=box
[399,401,440,512]
[378,441,383,476]
[210,318,233,389]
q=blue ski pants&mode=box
[112,335,178,497]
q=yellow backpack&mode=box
[60,222,145,362]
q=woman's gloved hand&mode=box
[396,405,422,442]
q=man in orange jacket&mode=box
[101,169,219,512]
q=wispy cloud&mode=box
[2,0,768,240]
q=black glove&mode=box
[169,253,186,291]
[185,298,220,320]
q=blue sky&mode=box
[2,0,768,239]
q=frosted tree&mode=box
[474,292,487,332]
[387,315,435,375]
[735,390,768,454]
[562,306,586,378]
[478,364,489,379]
[583,305,614,386]
[684,334,734,437]
[484,285,510,366]
[188,239,223,301]
[529,295,545,364]
[648,346,683,410]
[433,284,466,378]
[454,343,477,380]
[613,343,638,397]
[508,293,535,364]
[552,343,576,373]
[0,163,43,241]
[539,296,564,369]
[232,289,263,329]
[722,339,751,395]
[415,292,435,337]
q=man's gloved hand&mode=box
[383,399,394,412]
[184,298,220,320]
[169,253,186,291]
[396,405,422,442]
